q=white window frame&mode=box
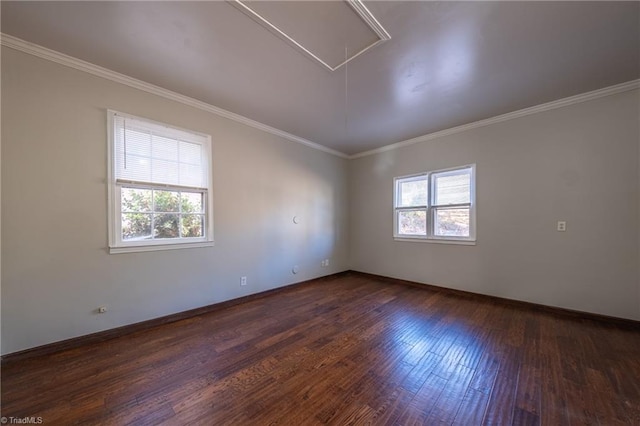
[393,164,476,245]
[107,110,214,254]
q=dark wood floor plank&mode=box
[514,364,541,420]
[452,387,490,426]
[2,272,639,424]
[482,371,517,426]
[469,339,502,395]
[425,363,475,424]
[396,372,449,425]
[539,352,571,425]
[369,385,414,425]
[401,350,443,395]
[583,367,631,426]
[512,407,541,426]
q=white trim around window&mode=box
[393,164,476,244]
[107,110,214,254]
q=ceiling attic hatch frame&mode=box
[230,0,391,71]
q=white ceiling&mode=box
[2,1,639,155]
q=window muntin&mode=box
[394,165,475,242]
[108,111,213,253]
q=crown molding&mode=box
[3,33,637,162]
[350,78,640,159]
[0,33,349,159]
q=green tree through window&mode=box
[122,188,204,240]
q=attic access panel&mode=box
[230,0,390,71]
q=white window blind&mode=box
[397,175,428,208]
[433,170,471,206]
[108,111,214,253]
[113,114,209,189]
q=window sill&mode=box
[394,237,476,246]
[109,241,215,254]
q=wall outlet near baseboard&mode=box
[240,276,247,286]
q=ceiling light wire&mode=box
[344,45,349,139]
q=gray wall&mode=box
[350,89,640,321]
[1,48,350,355]
[2,45,639,356]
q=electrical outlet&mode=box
[557,221,567,232]
[97,306,107,314]
[240,276,247,286]
[325,259,330,267]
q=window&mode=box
[394,165,475,243]
[108,111,213,253]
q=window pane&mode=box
[154,190,179,212]
[154,213,180,238]
[181,215,204,237]
[398,178,427,207]
[398,210,427,236]
[121,188,152,212]
[434,170,471,205]
[434,208,470,237]
[122,213,152,240]
[181,192,203,213]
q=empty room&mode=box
[1,1,639,425]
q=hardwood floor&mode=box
[2,272,639,425]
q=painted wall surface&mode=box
[350,89,640,321]
[2,46,639,356]
[1,48,350,355]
